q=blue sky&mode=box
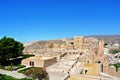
[0,0,120,42]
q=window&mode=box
[30,61,34,66]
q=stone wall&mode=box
[103,66,120,78]
[74,36,84,49]
[44,57,57,67]
[21,59,44,67]
[66,75,111,80]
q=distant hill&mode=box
[23,41,38,47]
[23,40,63,49]
[86,35,120,43]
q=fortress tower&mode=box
[98,40,104,56]
[74,36,84,50]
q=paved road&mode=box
[17,66,31,72]
[46,66,68,80]
[0,69,26,79]
[47,71,68,80]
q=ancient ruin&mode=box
[22,36,120,80]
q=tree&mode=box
[0,36,24,65]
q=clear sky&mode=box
[0,0,120,42]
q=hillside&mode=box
[86,35,120,43]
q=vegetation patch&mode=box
[22,54,35,59]
[109,49,120,54]
[0,65,26,71]
[19,67,48,80]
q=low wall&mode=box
[65,75,111,80]
[103,66,120,78]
